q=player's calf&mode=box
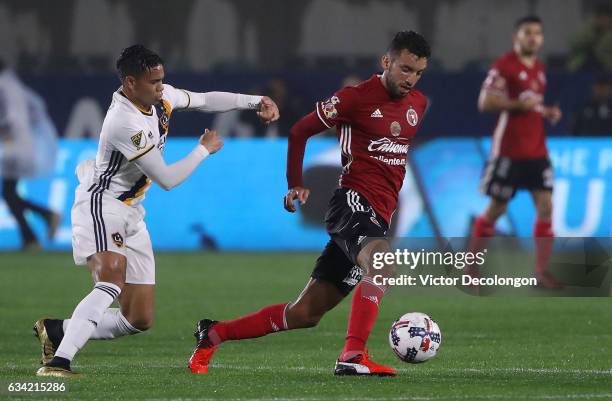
[285,302,325,329]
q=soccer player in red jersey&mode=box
[470,16,562,288]
[188,31,430,376]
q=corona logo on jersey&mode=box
[406,108,418,127]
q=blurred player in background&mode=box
[0,58,61,250]
[35,45,279,377]
[470,16,562,288]
[189,31,430,376]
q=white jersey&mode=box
[83,84,190,206]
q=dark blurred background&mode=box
[0,0,610,138]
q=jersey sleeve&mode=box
[107,117,156,162]
[162,84,191,110]
[314,86,357,128]
[481,59,510,97]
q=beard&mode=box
[519,43,539,56]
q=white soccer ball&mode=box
[389,312,442,363]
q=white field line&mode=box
[9,360,611,377]
[141,393,612,401]
[42,362,611,376]
[208,364,612,376]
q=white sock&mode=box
[62,308,141,340]
[54,282,121,361]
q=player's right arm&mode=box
[284,89,355,212]
[477,68,540,113]
[133,129,222,191]
[107,117,222,191]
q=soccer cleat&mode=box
[188,319,219,374]
[36,366,80,378]
[33,318,63,365]
[334,349,396,376]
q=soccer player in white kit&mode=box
[34,45,279,377]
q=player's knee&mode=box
[488,200,507,219]
[358,240,390,273]
[374,264,396,279]
[91,253,127,286]
[128,316,154,331]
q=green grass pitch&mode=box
[0,252,611,401]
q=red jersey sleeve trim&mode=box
[315,102,333,129]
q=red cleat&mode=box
[188,345,217,374]
[188,319,219,374]
[334,349,396,376]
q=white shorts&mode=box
[71,189,155,285]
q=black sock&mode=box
[47,356,70,370]
[44,319,65,347]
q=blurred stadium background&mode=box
[0,0,611,251]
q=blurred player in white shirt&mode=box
[35,45,279,377]
[0,59,61,250]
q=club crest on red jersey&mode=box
[390,121,401,137]
[406,108,418,127]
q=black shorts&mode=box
[310,188,389,295]
[480,157,553,201]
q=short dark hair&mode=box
[387,30,431,59]
[116,45,163,80]
[515,15,543,30]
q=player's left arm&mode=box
[163,84,279,124]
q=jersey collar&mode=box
[117,88,154,116]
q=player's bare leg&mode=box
[188,278,345,373]
[285,278,345,328]
[35,259,154,373]
[335,239,397,376]
[36,252,127,377]
[530,190,561,288]
[118,284,155,331]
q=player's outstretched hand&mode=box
[200,129,224,154]
[284,186,310,213]
[257,96,280,124]
[543,105,562,126]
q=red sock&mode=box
[340,277,386,361]
[471,214,495,238]
[209,303,288,345]
[534,219,554,274]
[467,214,495,261]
